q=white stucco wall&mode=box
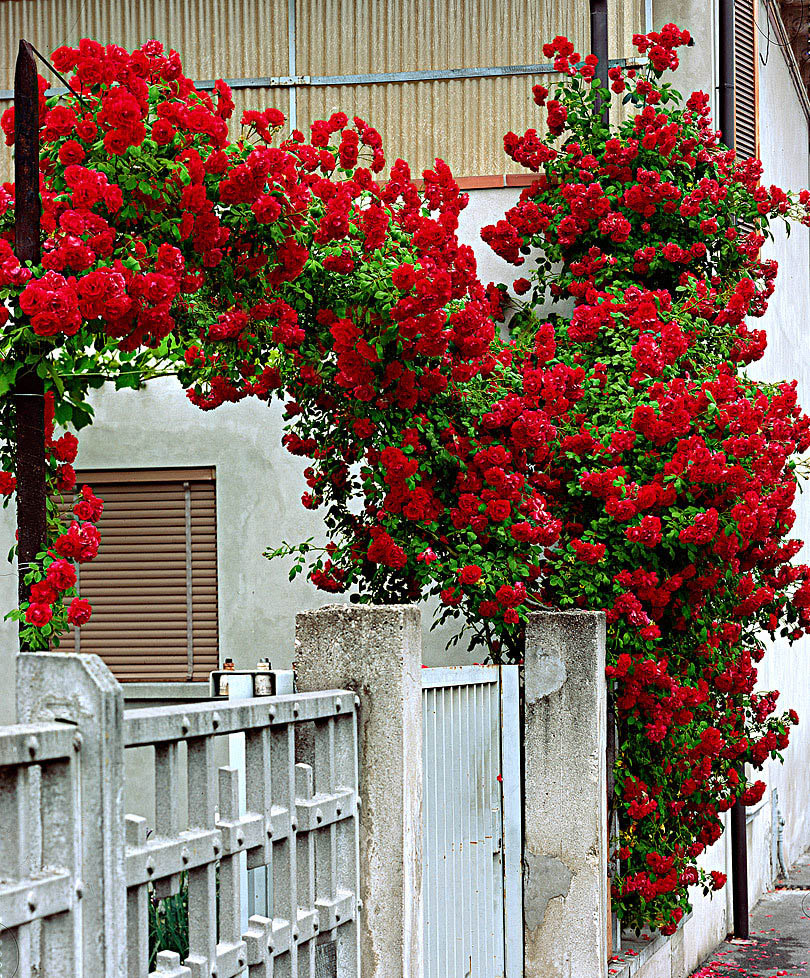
[751,0,810,874]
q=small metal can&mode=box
[219,658,235,696]
[254,657,273,696]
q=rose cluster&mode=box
[4,391,102,645]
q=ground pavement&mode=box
[690,852,810,977]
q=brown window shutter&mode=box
[55,469,219,683]
[734,0,759,162]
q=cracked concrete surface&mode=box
[523,851,574,929]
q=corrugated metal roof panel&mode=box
[0,0,289,87]
[609,0,645,60]
[296,0,589,75]
[0,0,645,181]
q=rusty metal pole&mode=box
[13,39,46,616]
[730,800,749,938]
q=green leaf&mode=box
[0,362,21,397]
[114,372,143,391]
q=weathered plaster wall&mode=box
[523,610,608,978]
[654,0,718,118]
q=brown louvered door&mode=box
[734,0,759,162]
[58,468,219,682]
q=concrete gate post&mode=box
[295,604,423,978]
[523,610,608,978]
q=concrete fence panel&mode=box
[5,650,361,978]
[522,610,609,978]
[0,718,82,976]
[17,651,127,978]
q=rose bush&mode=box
[262,25,810,931]
[3,28,810,934]
[1,39,240,645]
[0,40,506,644]
[478,27,810,931]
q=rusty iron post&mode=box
[730,798,750,938]
[13,39,46,614]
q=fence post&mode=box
[294,603,423,978]
[17,651,127,978]
[522,610,608,978]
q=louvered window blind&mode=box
[55,468,219,682]
[734,0,758,162]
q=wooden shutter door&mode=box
[60,468,219,682]
[734,0,759,162]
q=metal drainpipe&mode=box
[719,0,736,148]
[588,5,611,951]
[719,1,749,935]
[590,0,610,124]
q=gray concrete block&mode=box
[294,603,423,978]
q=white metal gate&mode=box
[422,665,523,978]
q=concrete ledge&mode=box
[122,682,212,701]
[609,914,693,978]
[609,932,669,977]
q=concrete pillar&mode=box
[17,651,127,978]
[294,604,423,978]
[523,610,608,978]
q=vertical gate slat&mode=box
[463,682,473,978]
[429,687,435,978]
[485,676,498,975]
[434,686,442,978]
[476,685,482,976]
[449,684,459,976]
[480,678,490,978]
[462,685,481,975]
[483,677,493,975]
[469,682,478,978]
[501,667,524,978]
[422,690,430,978]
